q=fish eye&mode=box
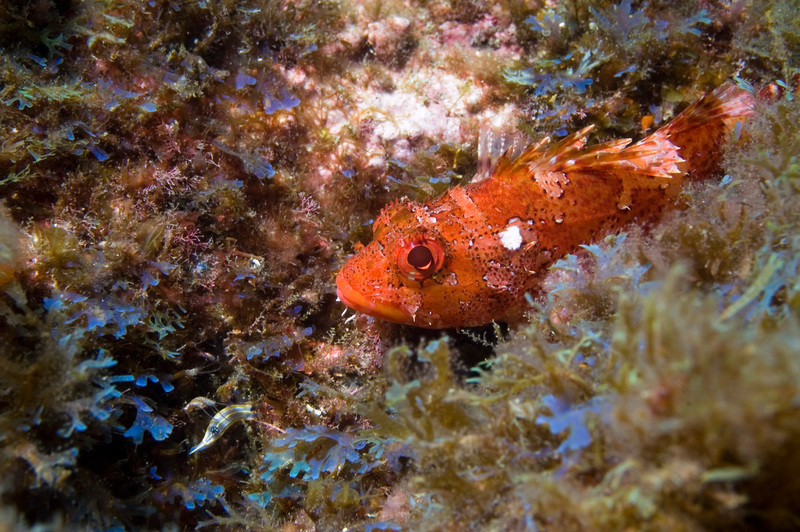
[396,238,445,280]
[407,245,433,269]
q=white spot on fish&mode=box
[499,225,522,250]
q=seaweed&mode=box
[1,0,799,529]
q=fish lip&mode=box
[336,274,411,325]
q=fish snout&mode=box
[336,271,412,325]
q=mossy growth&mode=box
[500,0,799,145]
[323,91,800,531]
[1,0,800,529]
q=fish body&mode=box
[337,84,755,328]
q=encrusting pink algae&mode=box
[1,0,800,530]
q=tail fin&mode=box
[639,83,755,180]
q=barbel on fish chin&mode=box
[337,83,755,329]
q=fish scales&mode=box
[337,83,755,328]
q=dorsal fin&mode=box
[475,111,529,183]
[562,83,755,185]
[639,82,755,180]
[489,125,627,181]
[658,82,755,139]
[484,82,754,198]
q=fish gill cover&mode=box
[0,0,799,530]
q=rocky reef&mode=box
[1,0,799,529]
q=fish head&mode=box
[336,197,479,328]
[336,195,533,328]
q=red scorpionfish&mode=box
[336,83,755,329]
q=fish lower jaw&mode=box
[336,275,412,325]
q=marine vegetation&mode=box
[1,0,799,530]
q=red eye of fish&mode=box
[397,239,445,280]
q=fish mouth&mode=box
[336,274,410,324]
